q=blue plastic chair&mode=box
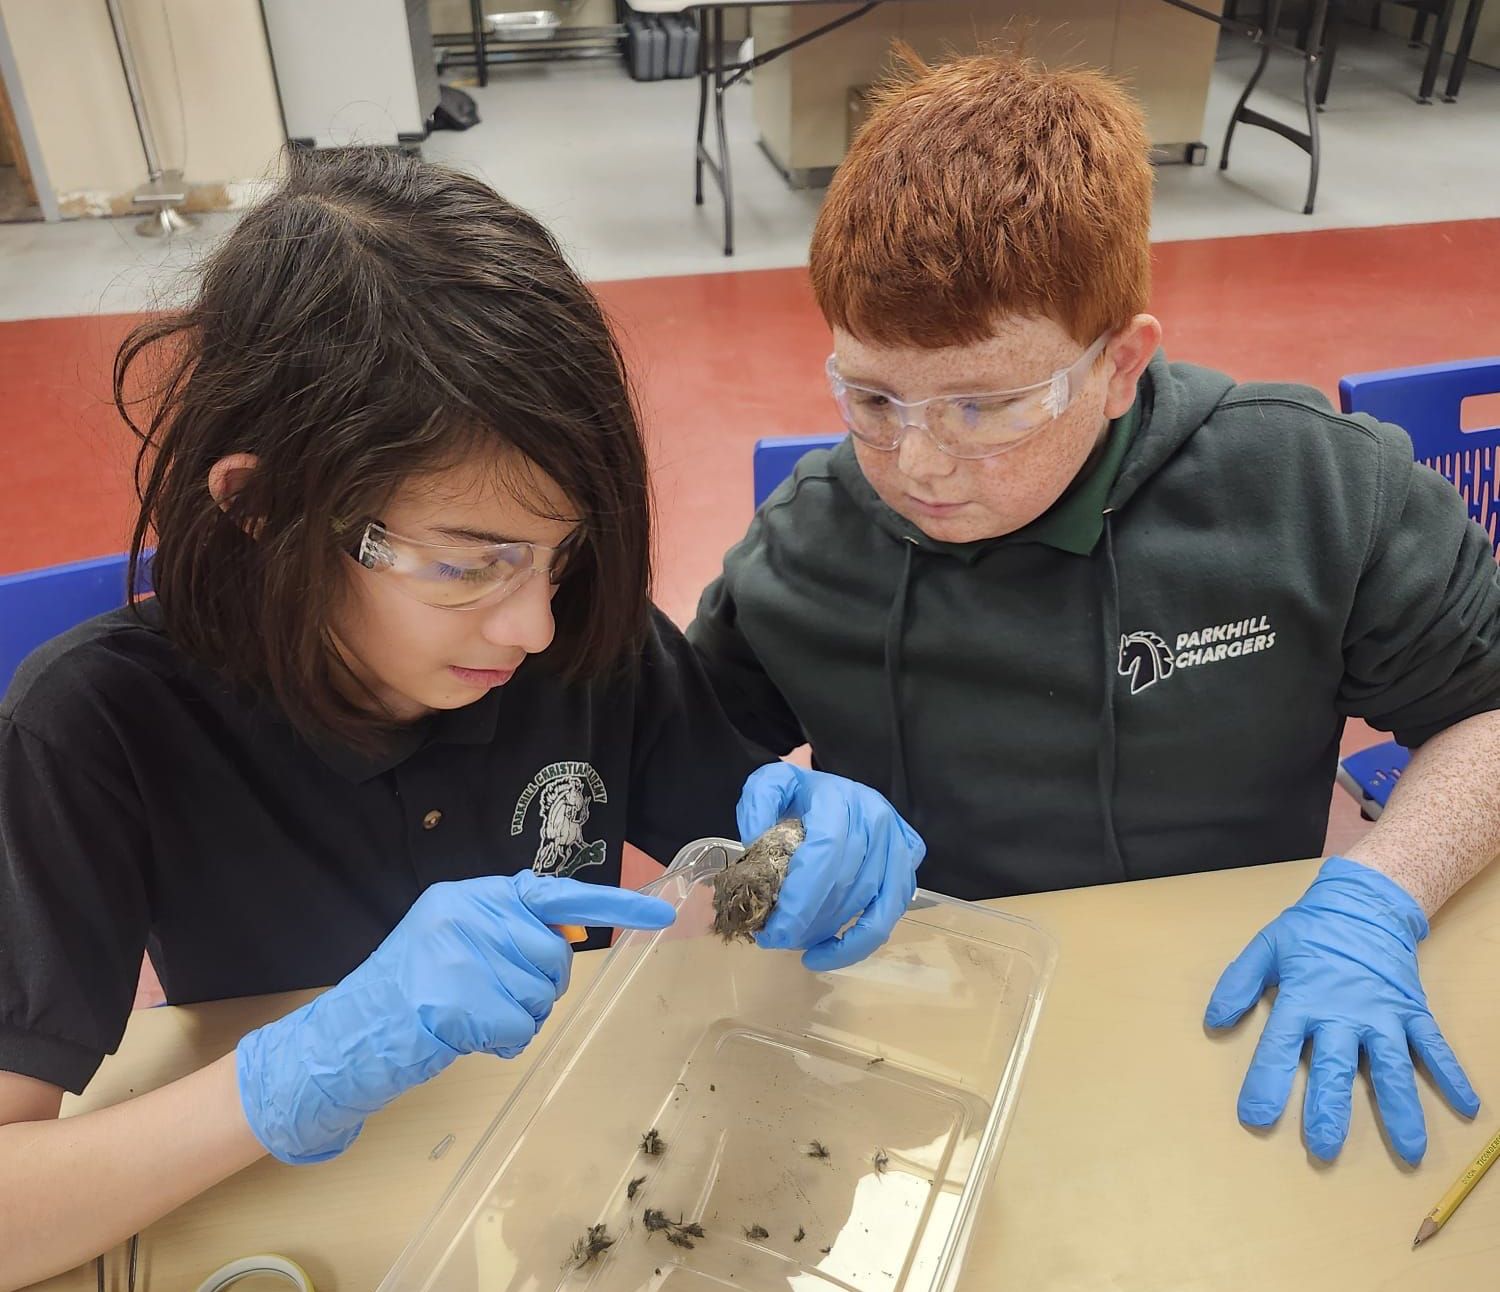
[1335,356,1500,818]
[752,434,844,508]
[0,552,152,695]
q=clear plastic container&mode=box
[483,10,561,40]
[378,838,1057,1292]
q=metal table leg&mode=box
[713,8,733,256]
[694,10,709,206]
[1314,0,1343,105]
[1301,0,1327,213]
[470,0,488,87]
[1416,0,1458,102]
[688,1,882,255]
[692,6,734,255]
[1181,0,1328,214]
[1444,0,1487,100]
[1219,31,1273,169]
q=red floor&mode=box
[8,219,1500,617]
[6,217,1500,1008]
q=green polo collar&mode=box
[1005,398,1140,555]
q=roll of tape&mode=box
[194,1254,314,1292]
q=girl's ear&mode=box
[208,453,265,537]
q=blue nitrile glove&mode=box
[736,763,925,973]
[1204,856,1478,1164]
[235,873,674,1164]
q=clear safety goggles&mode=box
[826,332,1110,461]
[349,519,572,610]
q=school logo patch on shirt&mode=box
[1117,631,1175,695]
[511,761,609,878]
[1119,614,1278,694]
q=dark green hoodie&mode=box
[688,354,1500,900]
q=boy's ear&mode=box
[208,453,265,537]
[1102,315,1162,420]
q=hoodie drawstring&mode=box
[885,520,1125,877]
[1097,512,1128,879]
[884,538,916,816]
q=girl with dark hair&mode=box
[0,149,922,1285]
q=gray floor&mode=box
[0,207,238,322]
[420,56,830,280]
[1,28,1497,322]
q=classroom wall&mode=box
[0,0,284,218]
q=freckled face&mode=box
[833,316,1114,544]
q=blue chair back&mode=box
[1339,357,1500,550]
[0,552,151,694]
[752,434,844,509]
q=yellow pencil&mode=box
[1413,1124,1500,1247]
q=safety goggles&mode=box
[826,332,1110,461]
[349,519,572,610]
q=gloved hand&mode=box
[736,763,925,972]
[1204,856,1478,1164]
[236,873,675,1164]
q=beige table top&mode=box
[31,857,1500,1290]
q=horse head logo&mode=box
[533,776,605,877]
[1118,631,1174,695]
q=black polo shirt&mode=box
[0,600,766,1094]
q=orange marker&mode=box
[554,924,589,945]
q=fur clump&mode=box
[711,819,805,941]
